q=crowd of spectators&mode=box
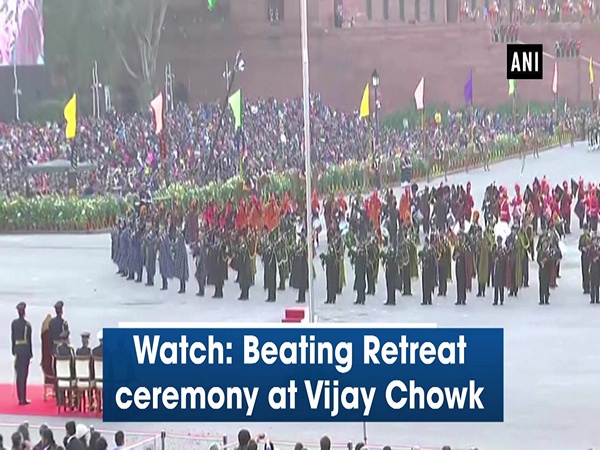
[0,95,569,199]
[0,421,125,450]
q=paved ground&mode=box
[1,142,600,450]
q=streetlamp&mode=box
[371,69,380,188]
[371,69,380,150]
[210,50,245,177]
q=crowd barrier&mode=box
[0,420,475,450]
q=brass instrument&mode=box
[398,240,410,266]
[518,227,530,250]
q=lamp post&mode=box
[371,69,380,154]
[209,50,245,180]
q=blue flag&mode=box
[464,71,473,105]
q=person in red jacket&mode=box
[511,184,523,222]
[464,182,474,223]
[499,188,510,223]
[589,187,598,232]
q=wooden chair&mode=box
[75,356,92,412]
[54,356,75,413]
[93,357,103,412]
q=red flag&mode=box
[150,93,164,134]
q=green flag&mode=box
[208,0,217,11]
[508,79,516,96]
[228,89,243,130]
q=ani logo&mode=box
[507,44,544,80]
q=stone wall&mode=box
[157,2,600,112]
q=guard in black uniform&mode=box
[48,301,68,353]
[92,331,103,358]
[75,332,92,357]
[11,302,32,405]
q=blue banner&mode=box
[102,327,503,422]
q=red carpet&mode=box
[0,383,101,418]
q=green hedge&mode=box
[0,132,569,232]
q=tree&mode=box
[102,0,171,102]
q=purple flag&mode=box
[464,72,473,104]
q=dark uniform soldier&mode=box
[11,302,32,405]
[579,224,592,294]
[419,237,436,305]
[48,301,67,353]
[492,237,507,306]
[75,332,92,357]
[92,331,103,358]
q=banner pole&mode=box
[301,0,315,323]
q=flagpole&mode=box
[301,0,315,324]
[423,110,428,183]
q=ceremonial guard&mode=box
[559,181,572,234]
[290,236,310,303]
[92,331,103,358]
[75,332,91,356]
[453,232,468,305]
[173,230,189,294]
[349,237,368,304]
[192,238,207,297]
[492,237,507,305]
[588,235,600,304]
[158,227,174,290]
[11,302,32,405]
[398,229,413,296]
[419,237,436,305]
[49,301,67,353]
[144,227,158,286]
[382,241,399,305]
[579,223,592,294]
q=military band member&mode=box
[321,230,340,304]
[11,302,32,405]
[476,227,493,297]
[158,229,174,290]
[436,234,451,296]
[419,237,436,305]
[382,244,398,306]
[366,236,380,295]
[173,230,189,294]
[349,239,367,305]
[236,239,253,301]
[144,228,158,286]
[75,332,91,357]
[262,233,278,302]
[536,233,552,305]
[290,238,309,304]
[453,233,468,305]
[589,235,600,304]
[49,301,67,354]
[192,239,207,297]
[579,224,592,294]
[492,237,507,306]
[129,222,144,282]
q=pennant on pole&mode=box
[414,77,425,110]
[150,93,164,134]
[552,61,558,95]
[208,0,217,11]
[508,79,516,96]
[64,94,77,140]
[228,88,243,130]
[590,57,595,85]
[359,83,370,118]
[464,71,473,105]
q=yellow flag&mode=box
[64,94,77,139]
[590,57,595,85]
[359,83,369,118]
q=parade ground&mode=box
[1,142,600,450]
